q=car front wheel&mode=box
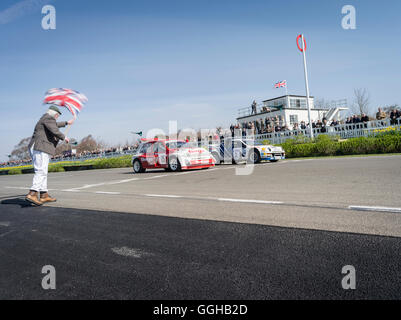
[133,159,145,173]
[168,157,182,172]
[248,149,261,164]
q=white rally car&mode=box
[209,138,285,164]
[132,139,215,173]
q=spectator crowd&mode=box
[230,107,401,136]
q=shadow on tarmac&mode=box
[1,197,33,208]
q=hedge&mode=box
[92,155,132,169]
[0,156,132,175]
[280,131,401,158]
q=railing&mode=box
[237,106,253,118]
[1,150,137,169]
[49,150,137,163]
[238,105,284,118]
[254,119,401,144]
[237,103,270,117]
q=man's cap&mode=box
[48,105,62,115]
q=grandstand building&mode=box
[237,95,348,127]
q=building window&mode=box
[289,115,298,125]
[290,98,307,109]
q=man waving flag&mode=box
[25,88,88,206]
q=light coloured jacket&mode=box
[28,114,67,156]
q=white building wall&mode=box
[284,109,327,126]
[238,109,328,127]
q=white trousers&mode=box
[30,145,50,193]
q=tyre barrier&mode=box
[63,165,95,171]
[21,168,35,174]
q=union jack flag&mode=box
[44,88,88,118]
[274,80,287,88]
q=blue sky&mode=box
[0,0,400,161]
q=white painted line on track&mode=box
[111,247,154,258]
[114,178,140,184]
[56,167,220,191]
[69,183,107,191]
[0,230,15,238]
[0,221,10,227]
[218,198,283,205]
[4,186,60,191]
[145,194,183,198]
[349,206,401,214]
[95,191,121,195]
[142,175,166,180]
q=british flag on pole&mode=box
[43,88,88,118]
[274,80,287,89]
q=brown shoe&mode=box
[25,190,43,206]
[40,192,57,203]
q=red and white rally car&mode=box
[131,139,215,173]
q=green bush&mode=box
[48,165,65,172]
[280,131,401,158]
[8,168,22,175]
[92,156,132,169]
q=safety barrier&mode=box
[253,119,401,144]
[0,150,136,169]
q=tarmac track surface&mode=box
[1,155,401,299]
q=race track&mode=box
[1,155,401,299]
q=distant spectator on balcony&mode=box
[361,114,369,122]
[352,115,361,123]
[259,119,265,133]
[360,113,369,128]
[251,100,257,115]
[320,118,328,133]
[300,121,306,130]
[390,109,401,125]
[376,108,387,120]
[265,117,270,129]
[255,120,260,133]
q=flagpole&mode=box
[301,34,314,139]
[285,81,290,114]
[64,115,76,140]
[64,125,71,137]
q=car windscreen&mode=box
[166,141,187,149]
[242,140,263,146]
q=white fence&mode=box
[254,119,401,144]
[1,150,137,169]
